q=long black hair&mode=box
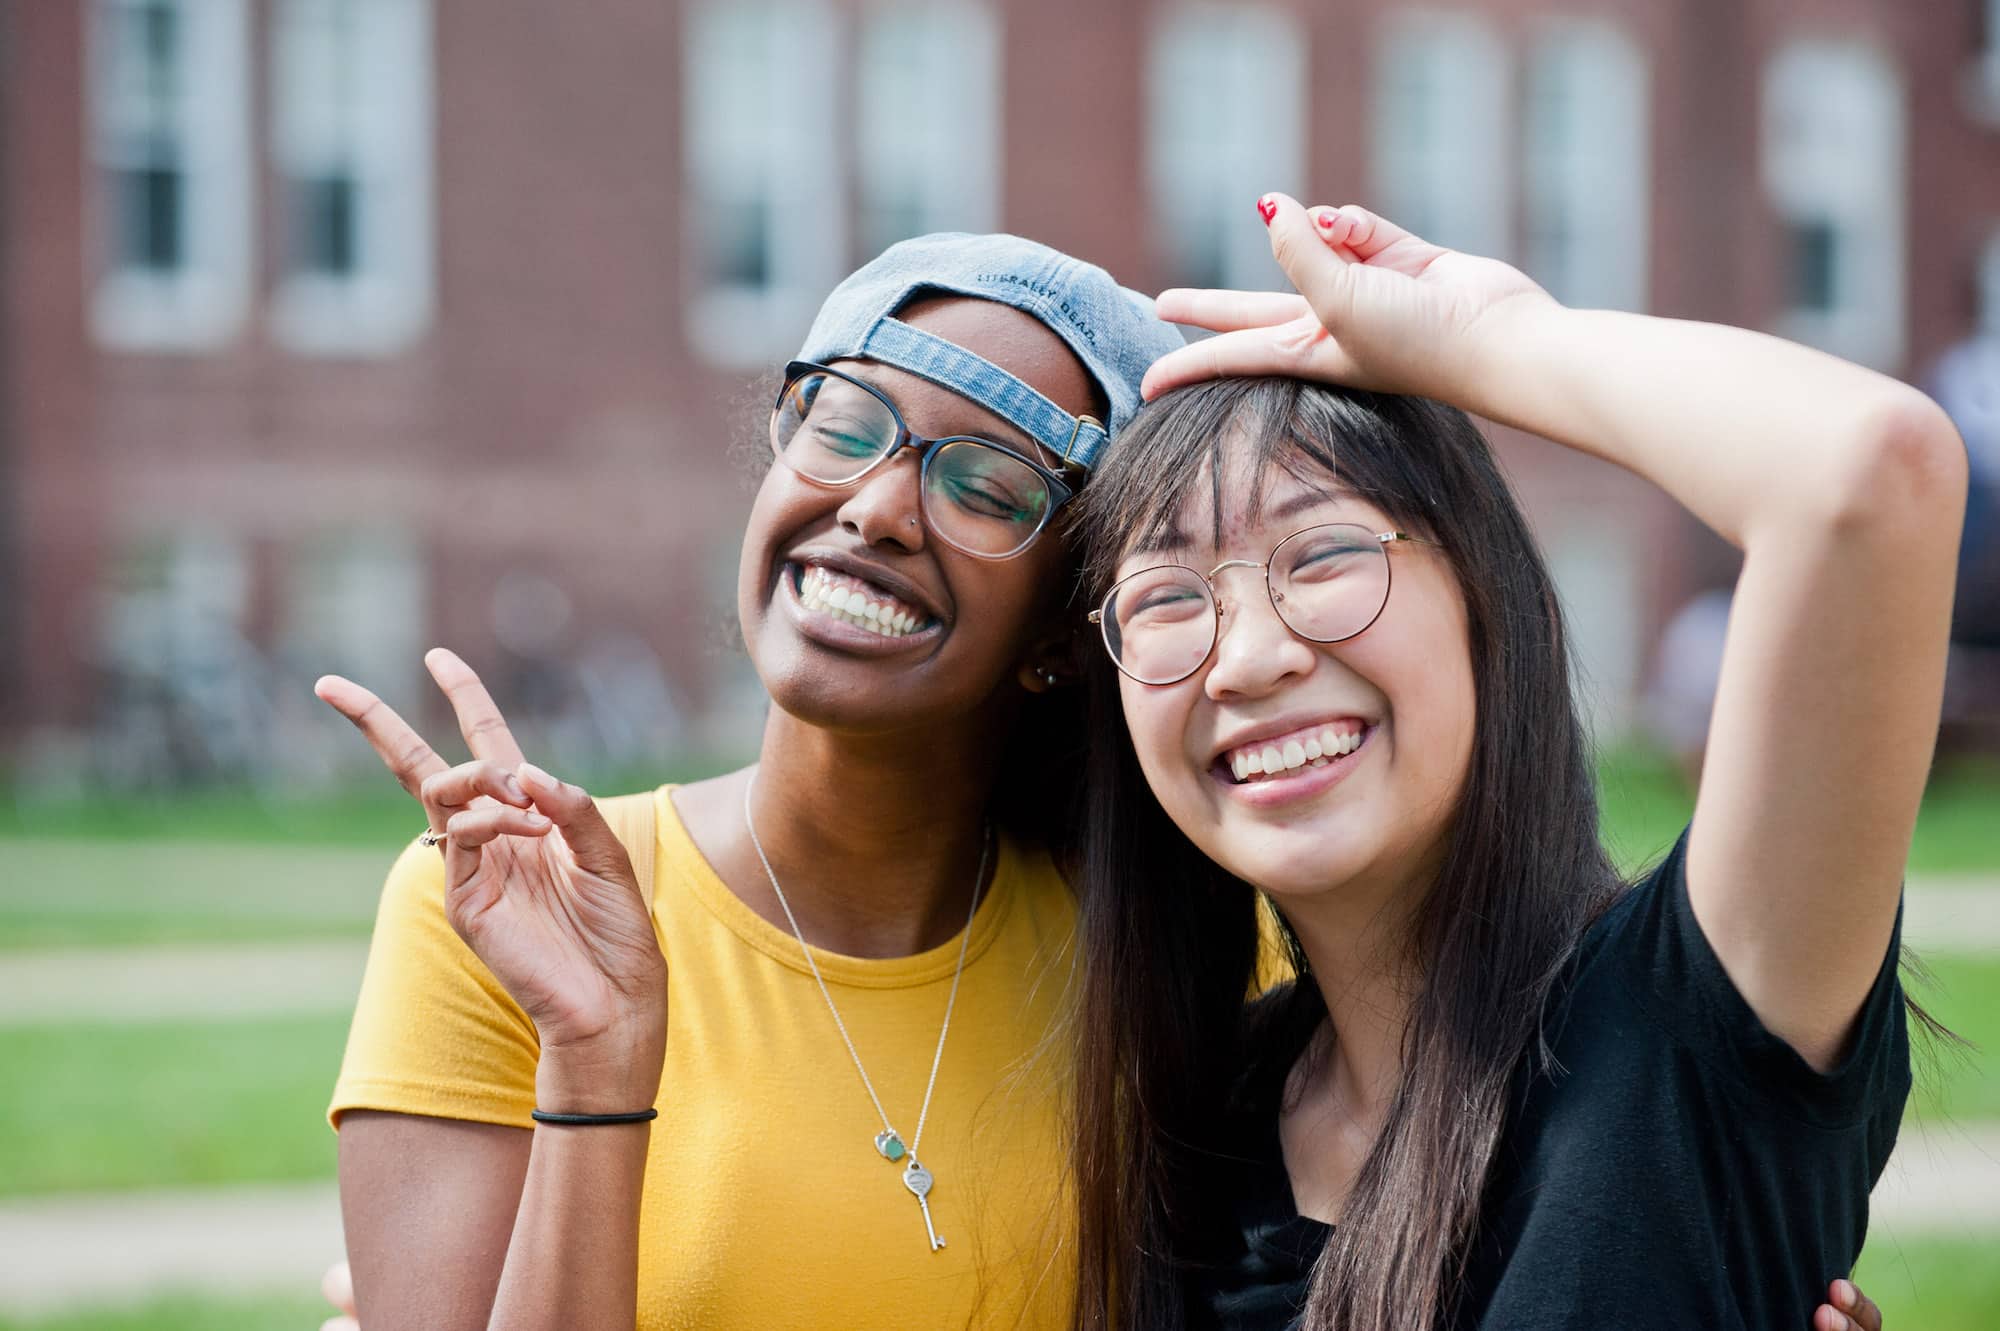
[1066,377,1622,1331]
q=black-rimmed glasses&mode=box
[1088,524,1431,685]
[769,362,1078,560]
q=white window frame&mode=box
[1976,0,2000,121]
[88,0,252,351]
[1761,39,1906,370]
[1522,20,1649,312]
[854,3,1000,263]
[1372,11,1511,260]
[684,0,845,369]
[269,0,435,357]
[1146,4,1308,291]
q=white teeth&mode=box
[795,564,928,639]
[1226,724,1368,783]
[1318,727,1361,757]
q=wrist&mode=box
[536,1023,665,1116]
[1458,289,1566,420]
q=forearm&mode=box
[1464,302,1958,550]
[487,1043,662,1331]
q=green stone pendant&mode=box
[874,1130,907,1162]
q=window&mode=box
[1372,12,1510,259]
[1979,0,2000,120]
[88,0,251,350]
[270,0,434,355]
[1981,229,2000,338]
[854,4,1000,263]
[280,527,427,716]
[1762,40,1906,369]
[1546,518,1641,740]
[1147,5,1307,291]
[685,1,844,368]
[1523,22,1649,311]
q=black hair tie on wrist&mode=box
[530,1108,659,1126]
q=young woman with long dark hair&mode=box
[1069,195,1960,1331]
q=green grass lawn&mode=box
[0,839,387,950]
[1853,1234,2000,1330]
[0,1291,332,1331]
[0,760,732,847]
[1598,747,2000,877]
[0,1015,348,1197]
[1908,953,2000,1123]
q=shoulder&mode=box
[593,787,663,854]
[1556,828,1910,1118]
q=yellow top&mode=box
[330,786,1079,1330]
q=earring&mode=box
[1036,667,1059,687]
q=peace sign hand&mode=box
[1142,195,1555,406]
[315,649,666,1101]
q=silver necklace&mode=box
[743,774,987,1253]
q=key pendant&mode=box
[902,1159,945,1251]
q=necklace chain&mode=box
[742,773,987,1163]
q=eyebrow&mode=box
[1132,484,1360,559]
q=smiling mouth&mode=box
[1218,722,1371,785]
[788,562,939,640]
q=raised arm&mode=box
[1148,194,1967,1071]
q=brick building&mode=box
[2,0,1997,783]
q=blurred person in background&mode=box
[312,233,1183,1330]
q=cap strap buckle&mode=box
[1063,413,1106,469]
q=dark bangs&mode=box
[1079,377,1464,598]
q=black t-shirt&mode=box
[1186,830,1912,1330]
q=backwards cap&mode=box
[795,232,1185,473]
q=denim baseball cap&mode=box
[795,232,1184,475]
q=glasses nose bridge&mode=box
[1206,558,1272,619]
[839,429,927,534]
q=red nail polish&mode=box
[1315,211,1336,229]
[1256,195,1277,225]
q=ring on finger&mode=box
[419,827,448,848]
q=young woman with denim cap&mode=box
[1067,195,1954,1330]
[313,233,1184,1330]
